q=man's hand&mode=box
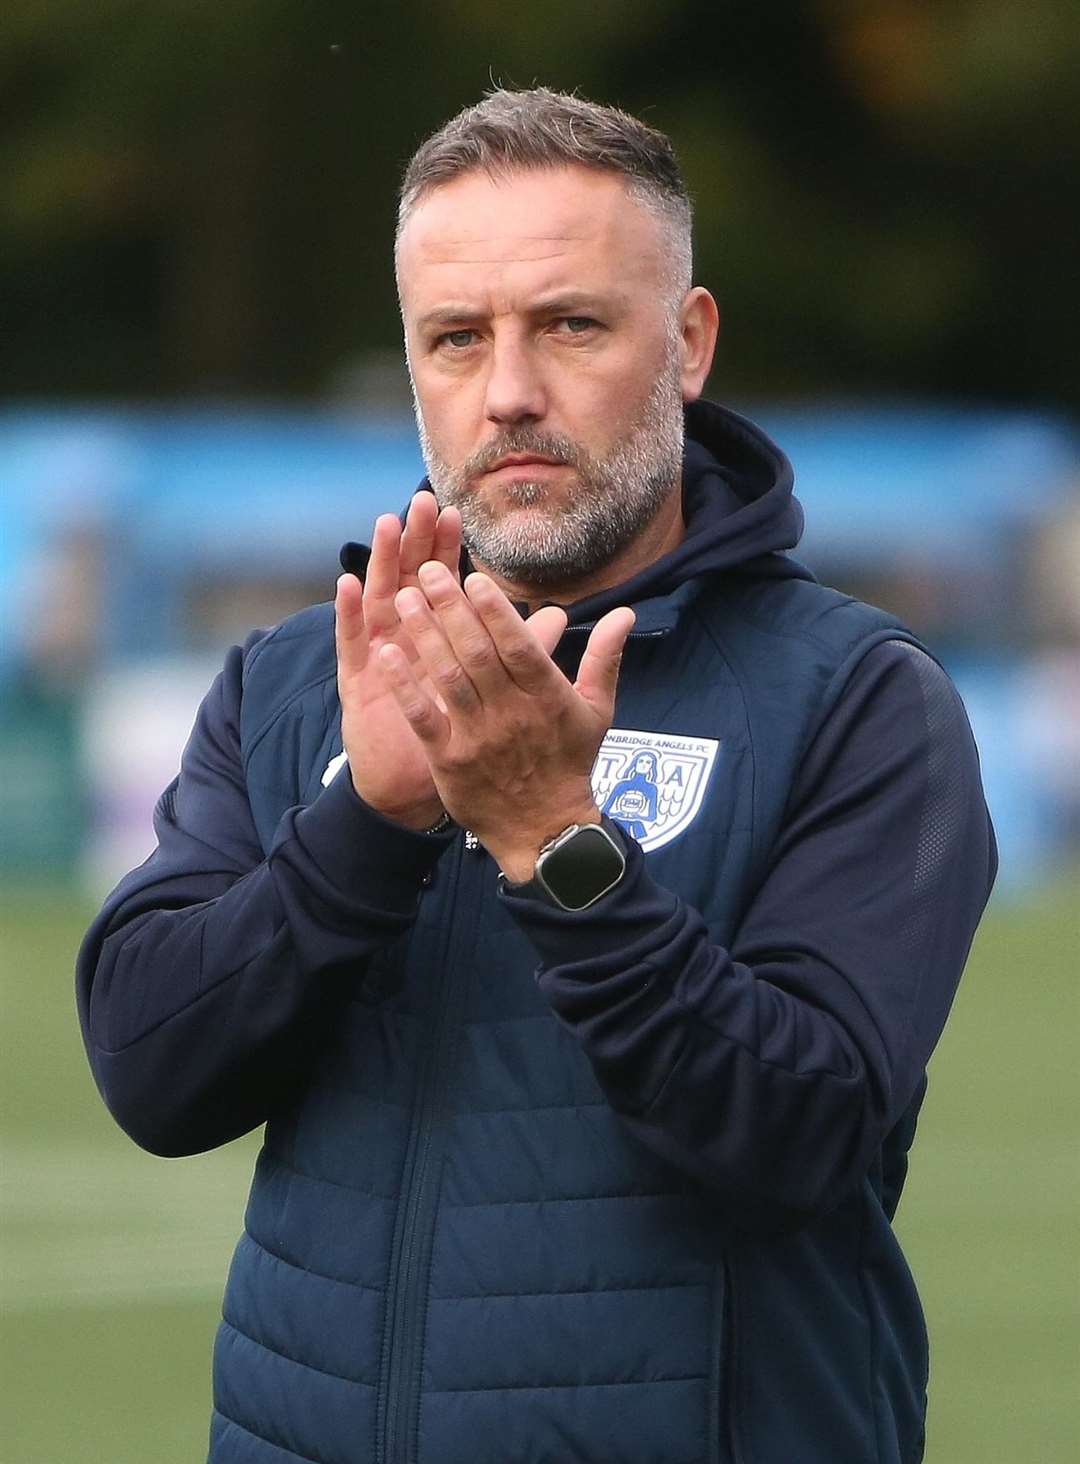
[377,562,635,881]
[335,492,462,829]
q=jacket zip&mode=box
[377,834,477,1464]
[563,625,669,639]
[719,1256,741,1464]
[377,628,665,1459]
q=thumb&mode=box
[525,604,569,658]
[574,607,636,716]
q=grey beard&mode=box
[414,363,685,590]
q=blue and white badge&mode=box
[591,727,720,852]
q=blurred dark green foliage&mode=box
[2,0,1078,404]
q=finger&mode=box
[416,561,507,697]
[363,513,405,631]
[378,643,451,751]
[399,491,439,579]
[463,572,566,694]
[395,585,482,715]
[334,573,369,682]
[525,604,569,659]
[432,504,462,577]
[574,607,636,718]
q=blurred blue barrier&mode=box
[756,404,1074,565]
[1,401,1075,894]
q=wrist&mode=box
[500,814,628,911]
[489,803,603,884]
[350,778,446,833]
[494,848,546,885]
[389,802,451,833]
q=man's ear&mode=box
[678,288,720,402]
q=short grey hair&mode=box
[396,87,693,299]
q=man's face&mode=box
[396,165,688,588]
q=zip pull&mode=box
[463,829,481,852]
[563,624,670,640]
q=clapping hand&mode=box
[378,561,635,880]
[335,492,462,829]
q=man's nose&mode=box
[483,338,547,425]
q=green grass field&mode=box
[2,880,1077,1463]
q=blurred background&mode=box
[2,1,1077,1460]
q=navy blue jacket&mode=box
[77,402,996,1464]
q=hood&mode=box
[566,399,813,626]
[340,399,812,624]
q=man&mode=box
[77,89,996,1464]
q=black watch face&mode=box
[540,825,625,910]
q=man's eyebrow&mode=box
[529,291,625,317]
[416,293,625,333]
[526,294,626,323]
[415,305,483,332]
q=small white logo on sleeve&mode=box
[591,728,720,852]
[321,750,349,787]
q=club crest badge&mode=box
[591,727,720,853]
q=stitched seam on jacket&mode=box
[425,1374,707,1393]
[262,1151,396,1203]
[447,1099,610,1117]
[212,1406,333,1464]
[242,606,330,680]
[783,632,928,816]
[702,589,872,658]
[246,1229,384,1294]
[335,1095,610,1118]
[321,1087,411,1111]
[461,1012,557,1027]
[687,597,760,897]
[856,1194,886,1464]
[220,1316,375,1389]
[95,918,292,1055]
[442,1191,685,1209]
[244,661,337,763]
[244,606,336,755]
[431,1282,707,1301]
[652,974,862,1086]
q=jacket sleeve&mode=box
[76,631,454,1158]
[499,639,997,1231]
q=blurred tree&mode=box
[1,0,1077,405]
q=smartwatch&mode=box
[503,817,627,911]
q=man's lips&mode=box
[485,454,566,474]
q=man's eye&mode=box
[560,317,596,334]
[439,330,476,349]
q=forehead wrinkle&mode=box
[420,249,581,266]
[416,230,590,260]
[439,233,582,242]
[399,170,670,313]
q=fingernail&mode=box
[417,561,444,585]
